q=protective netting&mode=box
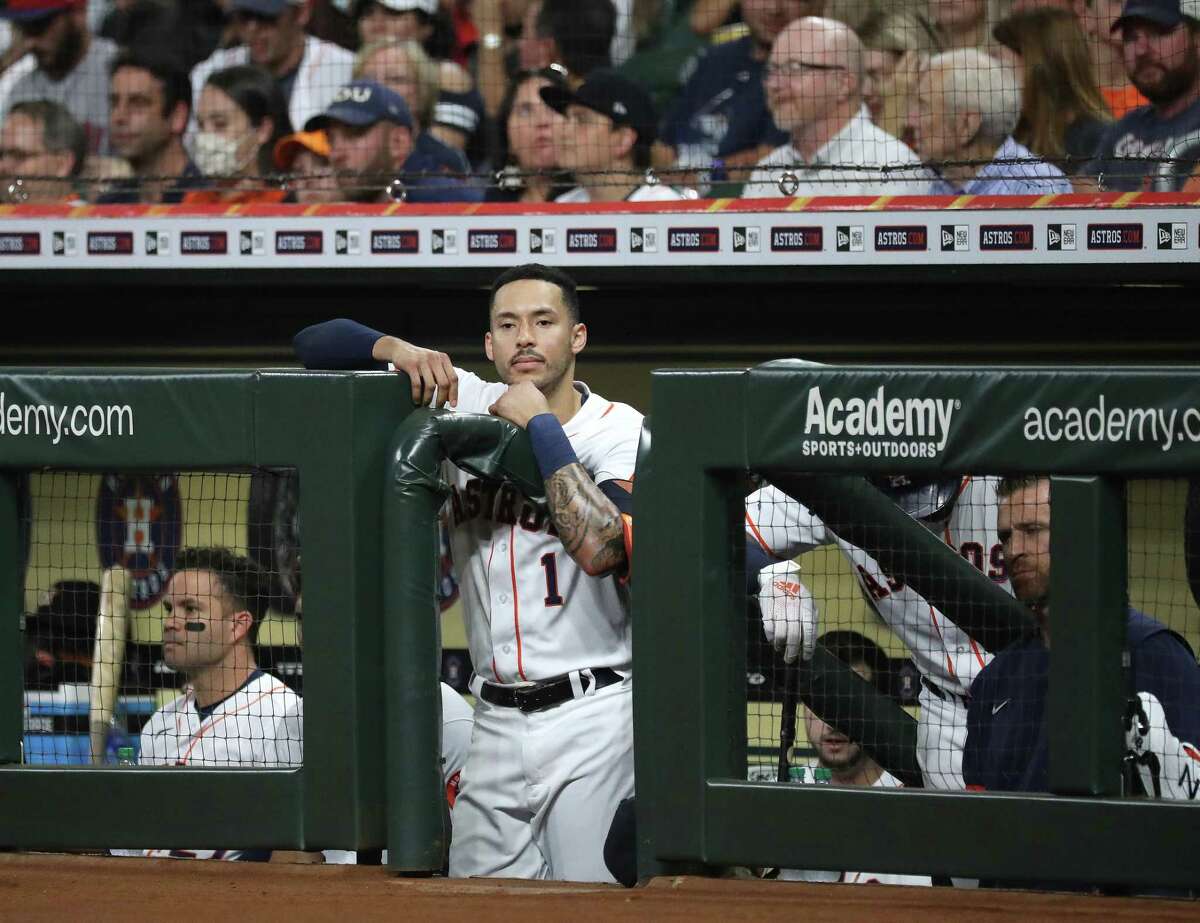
[20,469,304,769]
[1,0,1196,205]
[744,475,1200,881]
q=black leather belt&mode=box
[921,675,968,705]
[477,667,623,713]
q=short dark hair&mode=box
[536,0,615,77]
[997,475,1048,499]
[174,546,270,644]
[489,262,581,324]
[9,100,86,177]
[112,46,193,120]
[205,65,294,175]
[817,630,892,698]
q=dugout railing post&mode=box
[0,369,410,854]
[634,363,1200,889]
[381,408,549,873]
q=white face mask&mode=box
[193,131,254,177]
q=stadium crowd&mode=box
[0,0,1198,203]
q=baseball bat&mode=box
[777,660,800,783]
[88,566,131,764]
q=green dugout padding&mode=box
[634,363,1200,888]
[0,369,410,852]
[382,408,544,872]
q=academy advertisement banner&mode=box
[745,365,1200,474]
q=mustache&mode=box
[511,350,545,364]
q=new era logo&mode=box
[1158,222,1187,250]
[732,226,760,252]
[835,226,863,252]
[1046,224,1075,251]
[629,227,657,253]
[940,225,968,252]
[529,228,556,254]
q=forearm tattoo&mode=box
[545,463,627,576]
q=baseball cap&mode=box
[870,475,964,522]
[304,80,414,132]
[1111,0,1198,32]
[274,130,330,170]
[539,68,658,145]
[230,0,303,18]
[0,0,82,22]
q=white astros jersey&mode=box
[446,370,642,684]
[746,476,1011,697]
[115,671,302,861]
[137,670,303,767]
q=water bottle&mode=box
[104,713,133,765]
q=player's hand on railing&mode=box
[756,559,817,663]
[373,335,458,408]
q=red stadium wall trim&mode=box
[2,191,1200,219]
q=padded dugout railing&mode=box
[634,364,1200,889]
[0,369,411,854]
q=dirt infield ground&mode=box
[1,854,1198,921]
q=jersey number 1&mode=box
[540,552,564,606]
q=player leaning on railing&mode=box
[294,263,641,883]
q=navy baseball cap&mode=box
[1112,0,1195,32]
[0,0,82,22]
[870,475,964,522]
[540,68,658,145]
[230,0,303,16]
[305,80,414,132]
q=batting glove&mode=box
[756,560,818,663]
[1124,691,1200,801]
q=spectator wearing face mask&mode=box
[183,64,293,202]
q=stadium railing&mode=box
[0,368,412,855]
[634,363,1200,889]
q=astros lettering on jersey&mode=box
[448,369,642,684]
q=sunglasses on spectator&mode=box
[763,59,847,78]
[14,12,62,37]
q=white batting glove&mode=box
[756,560,818,663]
[1125,691,1200,801]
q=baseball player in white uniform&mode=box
[747,476,1011,790]
[114,547,303,861]
[293,263,642,882]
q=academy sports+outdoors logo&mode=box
[802,386,959,459]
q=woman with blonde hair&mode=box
[857,7,942,146]
[994,6,1112,170]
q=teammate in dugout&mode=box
[113,547,302,861]
[964,476,1200,800]
[294,263,640,882]
[747,475,1011,791]
[774,630,932,888]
